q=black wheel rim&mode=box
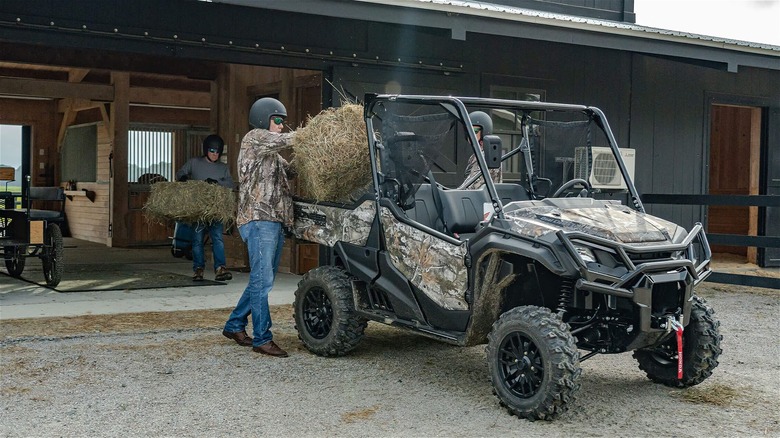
[302,287,333,339]
[498,332,544,399]
[648,340,678,366]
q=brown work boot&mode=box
[215,266,232,281]
[252,341,289,357]
[193,268,204,282]
[222,330,253,347]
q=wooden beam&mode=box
[128,87,210,108]
[56,109,77,150]
[57,98,101,113]
[68,68,90,83]
[99,104,111,138]
[0,77,113,101]
[247,81,282,98]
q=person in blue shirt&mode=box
[176,134,235,281]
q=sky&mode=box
[1,0,778,169]
[633,0,780,46]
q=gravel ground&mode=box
[1,284,778,437]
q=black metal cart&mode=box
[1,175,65,287]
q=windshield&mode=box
[367,95,637,209]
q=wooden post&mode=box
[110,72,130,247]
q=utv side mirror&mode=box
[482,135,502,169]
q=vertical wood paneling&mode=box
[65,123,110,244]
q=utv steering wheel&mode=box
[551,178,592,198]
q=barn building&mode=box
[1,0,778,274]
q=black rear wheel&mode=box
[4,245,26,277]
[487,306,581,420]
[294,266,367,356]
[633,296,722,387]
[42,223,64,287]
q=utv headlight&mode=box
[574,245,596,264]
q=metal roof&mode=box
[396,0,780,52]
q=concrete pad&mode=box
[0,271,300,320]
[0,238,301,320]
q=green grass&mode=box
[2,185,22,209]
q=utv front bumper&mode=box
[557,224,712,350]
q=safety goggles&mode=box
[207,148,219,153]
[271,116,285,125]
[473,126,483,134]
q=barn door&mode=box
[708,105,761,263]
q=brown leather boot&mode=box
[193,268,204,282]
[252,341,289,357]
[215,266,232,281]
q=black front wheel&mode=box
[633,296,722,387]
[487,306,581,421]
[42,223,64,287]
[4,245,27,277]
[293,266,367,356]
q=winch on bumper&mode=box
[557,223,712,351]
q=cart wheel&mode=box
[42,223,64,287]
[4,245,26,277]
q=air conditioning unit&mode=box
[574,147,635,190]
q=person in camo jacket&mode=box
[222,97,296,358]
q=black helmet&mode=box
[469,111,493,135]
[249,97,287,130]
[202,134,225,157]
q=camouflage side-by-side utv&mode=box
[291,94,722,420]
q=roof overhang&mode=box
[215,0,780,72]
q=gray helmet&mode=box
[202,134,224,157]
[469,111,493,135]
[249,97,287,130]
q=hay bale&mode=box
[293,103,372,203]
[143,181,235,226]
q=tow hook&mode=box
[667,314,684,379]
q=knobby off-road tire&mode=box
[294,266,368,357]
[486,306,581,421]
[633,295,722,387]
[4,245,26,277]
[42,223,64,287]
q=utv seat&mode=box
[406,183,489,237]
[406,184,440,231]
[493,183,531,204]
[405,183,529,238]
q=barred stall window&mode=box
[128,125,210,184]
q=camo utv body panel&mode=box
[292,200,375,247]
[504,200,679,244]
[380,208,469,310]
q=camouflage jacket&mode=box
[236,128,296,228]
[457,153,502,190]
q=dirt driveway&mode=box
[1,284,778,437]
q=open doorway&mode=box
[707,104,762,263]
[0,124,28,209]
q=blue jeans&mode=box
[192,221,226,272]
[224,220,285,347]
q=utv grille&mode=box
[628,251,674,265]
[651,280,684,315]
